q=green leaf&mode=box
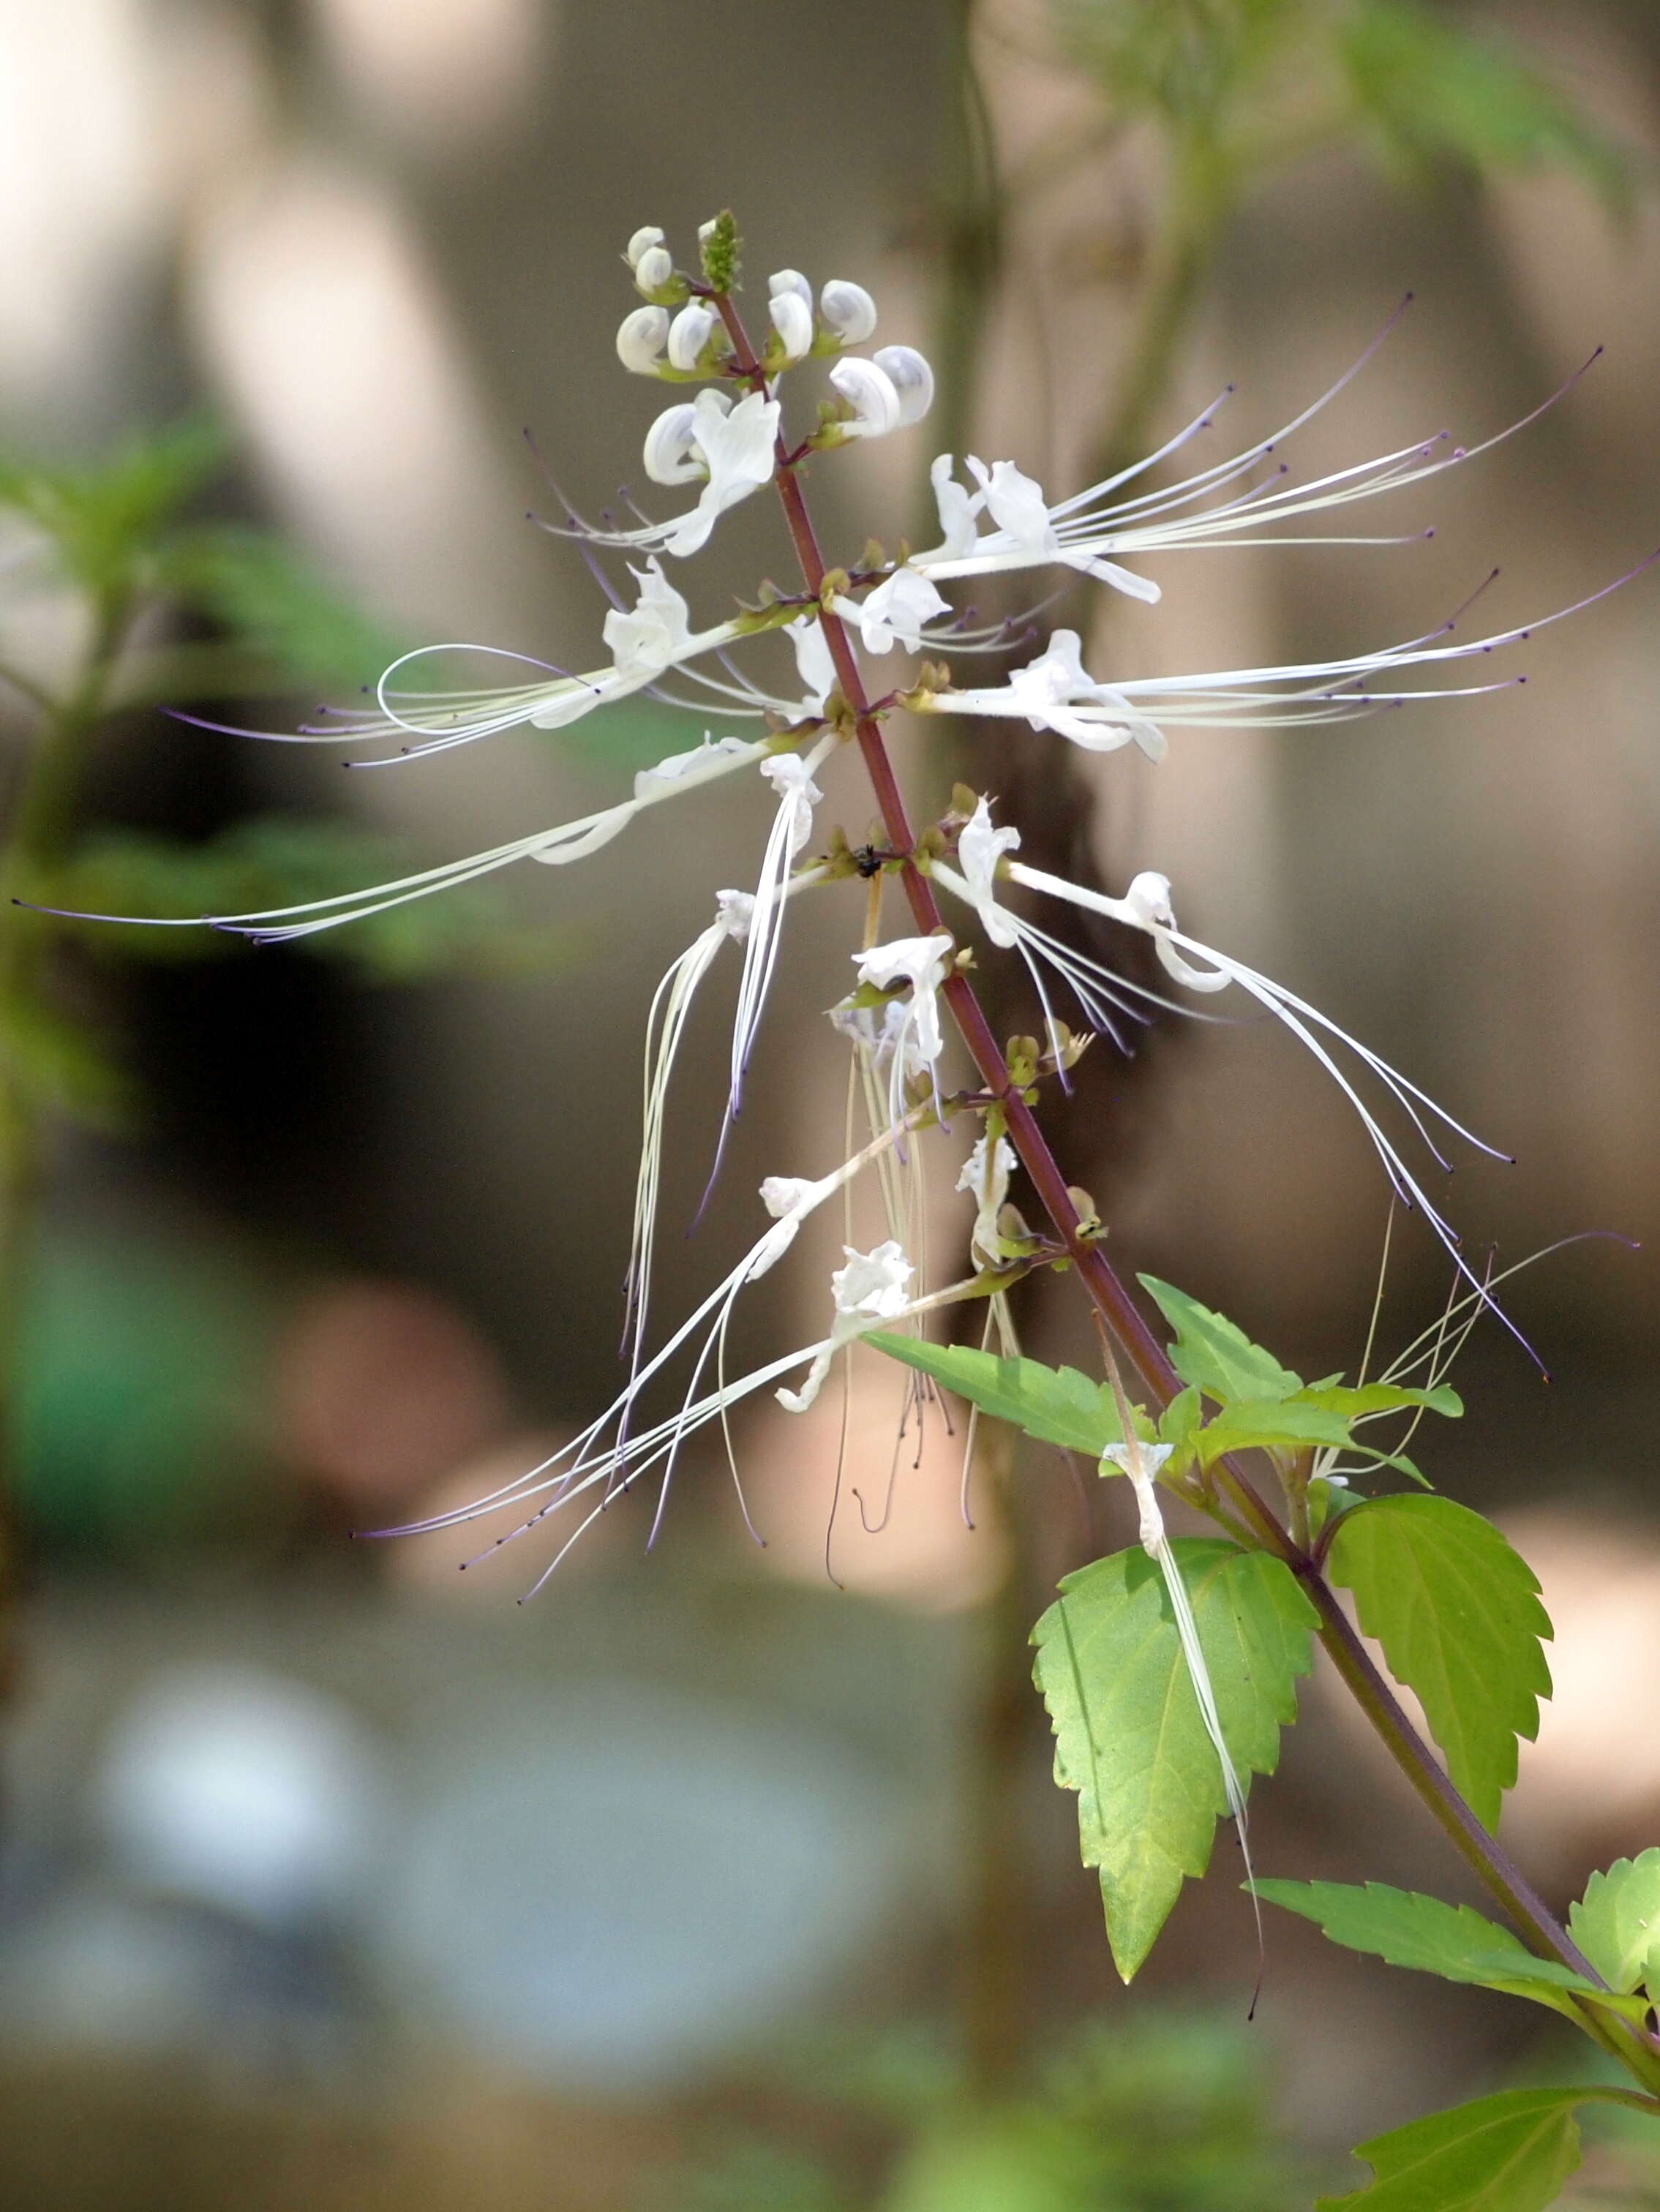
[45,821,571,984]
[1319,2088,1594,2212]
[1341,0,1634,217]
[1325,1497,1551,1829]
[0,421,227,596]
[1156,1382,1203,1466]
[1195,1398,1430,1484]
[1138,1275,1302,1405]
[1032,1539,1318,1979]
[865,1336,1152,1456]
[1296,1382,1462,1422]
[1569,1850,1660,1999]
[1253,1879,1602,2016]
[157,526,404,689]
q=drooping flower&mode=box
[776,1240,915,1414]
[957,1133,1015,1268]
[932,831,1520,1333]
[787,612,839,714]
[854,930,955,1129]
[724,738,835,1121]
[955,797,1022,947]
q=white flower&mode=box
[957,1134,1015,1267]
[666,301,718,372]
[631,733,760,803]
[715,887,754,938]
[828,356,901,440]
[829,998,928,1080]
[914,456,1160,603]
[769,289,814,364]
[873,345,934,427]
[956,797,1021,947]
[927,453,984,560]
[601,558,691,677]
[776,1241,914,1413]
[633,244,674,297]
[855,932,955,1120]
[837,568,950,655]
[643,402,704,486]
[768,268,813,309]
[625,225,665,271]
[932,846,1522,1339]
[636,387,781,557]
[818,279,877,345]
[788,613,838,714]
[759,748,824,856]
[616,305,669,375]
[1101,1440,1176,1549]
[725,734,837,1119]
[1005,631,1163,755]
[931,629,1169,761]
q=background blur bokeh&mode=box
[1,1,1659,2205]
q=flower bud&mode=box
[768,289,813,364]
[615,304,669,375]
[818,279,877,345]
[873,344,934,427]
[698,217,719,244]
[642,402,704,486]
[828,356,901,440]
[666,301,716,372]
[625,225,666,270]
[633,244,674,297]
[767,268,813,309]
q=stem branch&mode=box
[707,287,1660,2092]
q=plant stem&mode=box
[709,290,1660,2094]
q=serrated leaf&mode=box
[1569,1850,1660,1998]
[1326,1497,1551,1829]
[1253,1879,1601,2016]
[1320,2088,1593,2212]
[1032,1539,1318,1980]
[865,1335,1152,1456]
[157,526,403,689]
[1341,0,1633,217]
[1196,1396,1356,1466]
[1138,1275,1302,1405]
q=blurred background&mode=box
[1,0,1659,2204]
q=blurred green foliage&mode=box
[648,2014,1302,2212]
[52,819,571,985]
[0,417,576,1159]
[1046,0,1635,209]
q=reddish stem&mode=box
[706,288,1659,2066]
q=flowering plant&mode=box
[57,209,1660,2207]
